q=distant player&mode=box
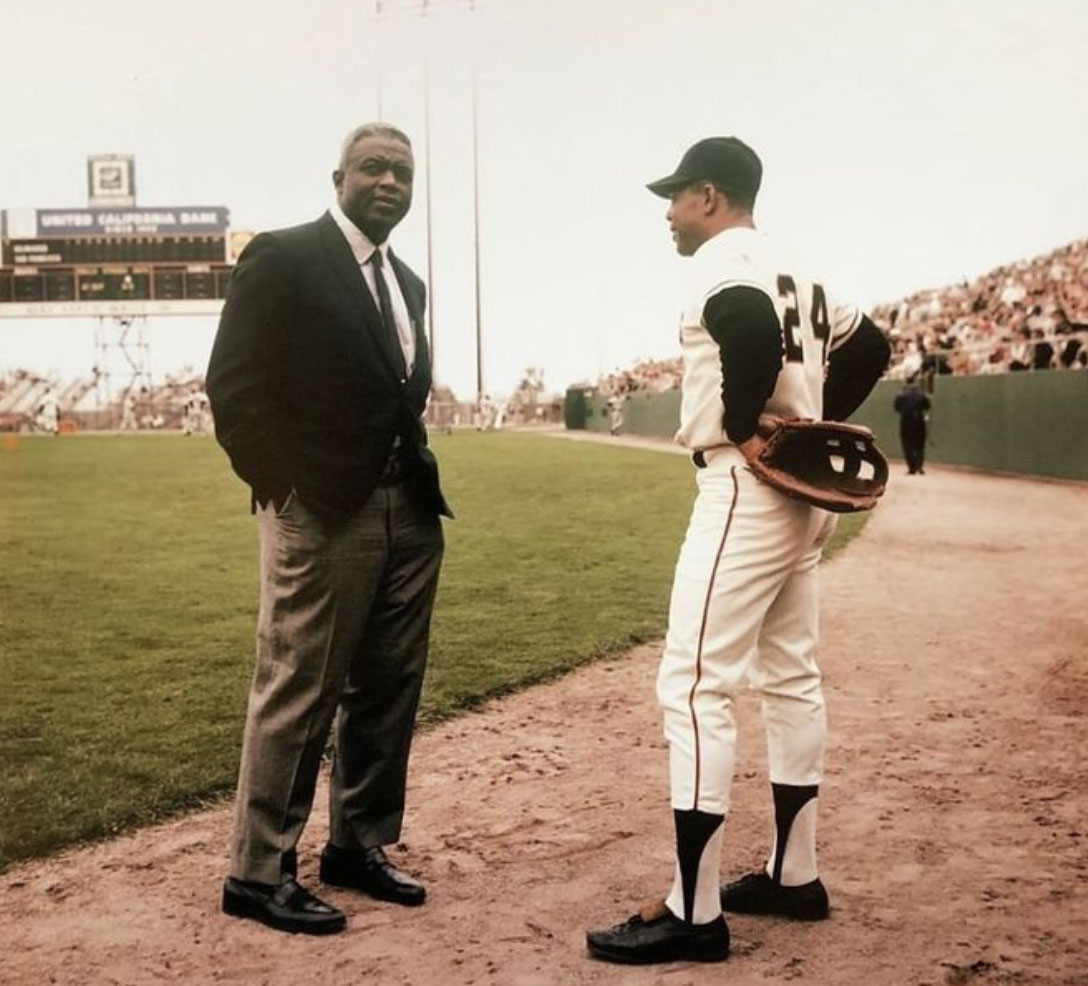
[35,388,60,435]
[474,394,495,431]
[587,136,890,965]
[182,386,211,435]
[607,395,625,436]
[119,392,138,431]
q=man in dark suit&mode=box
[893,375,931,475]
[207,122,451,936]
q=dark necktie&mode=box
[369,249,406,378]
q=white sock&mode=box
[768,796,819,886]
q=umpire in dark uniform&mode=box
[893,375,931,475]
[207,122,451,935]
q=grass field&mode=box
[0,431,867,872]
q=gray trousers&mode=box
[229,481,444,884]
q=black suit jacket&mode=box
[207,211,451,520]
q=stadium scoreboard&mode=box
[0,205,236,317]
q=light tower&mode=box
[374,0,484,402]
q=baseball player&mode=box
[608,394,625,436]
[35,388,60,435]
[119,392,138,431]
[586,137,890,965]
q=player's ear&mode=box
[699,182,719,215]
[332,169,344,192]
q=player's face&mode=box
[334,135,414,243]
[666,185,708,256]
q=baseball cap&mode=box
[646,136,762,200]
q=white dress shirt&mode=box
[330,202,416,377]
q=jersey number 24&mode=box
[777,274,830,364]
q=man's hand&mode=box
[737,414,784,462]
[736,433,764,463]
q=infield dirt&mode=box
[2,442,1086,986]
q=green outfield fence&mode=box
[566,371,1088,482]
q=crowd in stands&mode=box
[1,366,562,435]
[874,237,1088,378]
[590,237,1088,395]
[596,357,683,398]
[0,367,210,432]
[0,369,62,432]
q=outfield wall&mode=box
[568,372,1088,481]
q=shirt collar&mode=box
[330,202,390,267]
[706,225,762,248]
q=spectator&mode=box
[1059,337,1083,368]
[1031,330,1055,370]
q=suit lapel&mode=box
[316,212,405,380]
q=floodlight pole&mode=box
[374,0,481,400]
[376,0,438,376]
[423,0,436,369]
[471,37,483,403]
[375,1,385,117]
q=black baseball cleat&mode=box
[586,899,729,965]
[222,876,346,935]
[720,871,829,921]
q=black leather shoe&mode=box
[720,871,829,920]
[586,900,729,965]
[319,844,426,907]
[222,876,346,935]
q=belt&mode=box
[692,444,739,469]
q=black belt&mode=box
[692,443,732,469]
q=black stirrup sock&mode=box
[674,808,724,924]
[770,782,818,884]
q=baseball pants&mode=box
[657,446,836,924]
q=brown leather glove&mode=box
[746,416,889,513]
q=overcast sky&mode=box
[3,0,1087,399]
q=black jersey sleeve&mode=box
[702,285,783,444]
[823,315,891,421]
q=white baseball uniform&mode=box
[658,226,883,925]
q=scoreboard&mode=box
[0,206,235,317]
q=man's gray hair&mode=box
[339,123,412,169]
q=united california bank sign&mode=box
[35,207,229,237]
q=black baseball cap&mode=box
[646,136,762,200]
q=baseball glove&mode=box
[748,416,889,513]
